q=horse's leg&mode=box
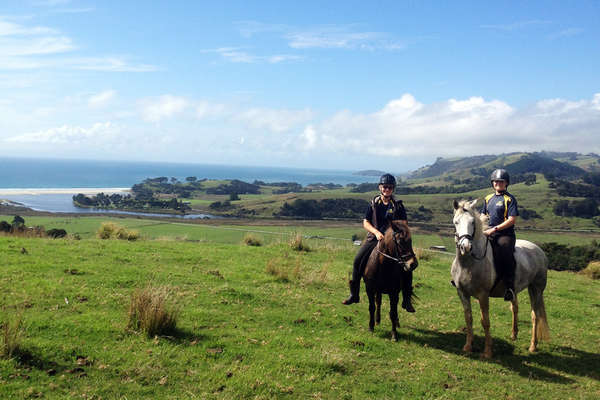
[376,292,382,325]
[510,295,518,341]
[389,292,400,342]
[478,296,493,359]
[527,285,550,352]
[457,289,473,353]
[366,286,376,332]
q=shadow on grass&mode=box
[161,327,208,345]
[11,346,65,374]
[391,327,600,384]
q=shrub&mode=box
[1,314,24,359]
[581,261,600,280]
[289,233,310,252]
[243,234,263,246]
[98,222,139,241]
[127,287,178,337]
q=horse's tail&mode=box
[534,297,551,342]
[529,285,551,342]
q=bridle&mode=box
[455,214,490,261]
[375,231,415,271]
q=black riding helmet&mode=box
[379,173,397,186]
[490,169,510,185]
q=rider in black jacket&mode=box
[342,173,415,312]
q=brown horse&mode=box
[363,220,418,341]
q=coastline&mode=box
[0,188,130,196]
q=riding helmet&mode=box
[379,173,397,186]
[490,169,510,185]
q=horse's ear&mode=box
[453,200,459,210]
[468,199,479,209]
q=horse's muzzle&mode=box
[458,238,472,256]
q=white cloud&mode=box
[88,90,116,108]
[300,125,316,149]
[548,28,584,40]
[5,121,118,144]
[285,26,405,51]
[139,95,188,123]
[208,47,302,64]
[298,93,600,158]
[196,101,226,119]
[0,17,156,72]
[480,20,552,31]
[236,107,313,133]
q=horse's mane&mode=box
[455,199,485,239]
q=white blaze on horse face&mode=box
[454,210,474,255]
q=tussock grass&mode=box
[243,233,263,246]
[1,313,24,359]
[127,286,179,337]
[98,222,139,241]
[581,261,600,279]
[266,258,289,282]
[289,233,310,252]
[414,247,432,262]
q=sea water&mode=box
[0,157,375,215]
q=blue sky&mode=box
[1,0,599,171]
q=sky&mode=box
[1,0,599,172]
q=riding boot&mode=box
[401,271,415,313]
[342,279,360,305]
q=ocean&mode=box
[0,157,371,188]
[0,157,375,215]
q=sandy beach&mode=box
[0,188,130,196]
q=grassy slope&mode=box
[1,234,599,399]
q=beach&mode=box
[0,188,130,196]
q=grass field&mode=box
[1,224,599,399]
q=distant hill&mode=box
[409,151,599,181]
[353,169,387,177]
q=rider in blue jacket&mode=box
[481,169,519,301]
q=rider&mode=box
[342,173,415,313]
[481,169,519,301]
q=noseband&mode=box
[375,232,415,271]
[455,218,489,260]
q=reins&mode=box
[375,234,414,266]
[455,222,490,261]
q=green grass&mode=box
[0,232,599,399]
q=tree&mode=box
[185,176,197,182]
[12,215,25,226]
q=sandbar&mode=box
[0,188,130,196]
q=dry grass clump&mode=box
[581,261,600,280]
[97,222,139,241]
[1,314,24,359]
[266,258,289,282]
[413,247,432,262]
[243,234,263,247]
[289,233,310,252]
[127,287,178,337]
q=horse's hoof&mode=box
[391,333,398,342]
[480,351,492,359]
[369,325,374,332]
[462,345,472,353]
[511,334,518,341]
[528,345,537,353]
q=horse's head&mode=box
[452,199,481,256]
[383,220,418,271]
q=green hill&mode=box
[1,235,599,399]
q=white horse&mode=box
[451,199,550,358]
